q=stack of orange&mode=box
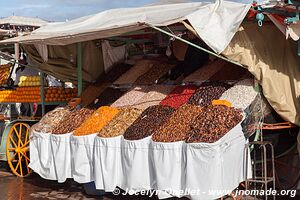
[74,106,119,136]
[15,87,41,102]
[0,65,10,85]
[45,87,77,102]
[0,90,16,102]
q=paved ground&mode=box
[0,164,298,200]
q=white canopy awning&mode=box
[0,0,251,53]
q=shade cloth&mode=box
[222,23,300,126]
[0,1,250,54]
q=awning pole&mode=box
[77,42,83,96]
[147,24,244,68]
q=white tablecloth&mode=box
[30,122,251,199]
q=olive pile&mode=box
[152,104,202,142]
[94,88,126,107]
[52,108,94,134]
[123,105,175,140]
[188,82,231,106]
[186,105,243,143]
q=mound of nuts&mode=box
[123,105,175,140]
[52,108,94,134]
[98,108,143,138]
[186,105,243,143]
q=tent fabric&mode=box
[0,1,251,53]
[0,16,47,27]
[23,41,104,83]
[222,22,300,126]
[186,0,251,53]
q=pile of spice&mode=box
[219,79,257,110]
[93,88,126,108]
[188,82,231,106]
[183,59,226,83]
[160,85,198,108]
[152,104,202,142]
[31,107,71,133]
[74,106,119,136]
[133,85,175,109]
[102,63,132,83]
[114,60,157,85]
[123,105,175,140]
[52,108,94,134]
[186,105,243,143]
[135,63,174,85]
[98,108,143,138]
[111,86,150,108]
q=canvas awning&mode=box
[0,0,251,54]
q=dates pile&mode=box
[98,108,143,138]
[123,105,175,140]
[52,108,94,134]
[152,104,202,142]
[135,63,174,85]
[188,82,231,106]
[74,106,119,136]
[32,107,70,133]
[160,85,198,108]
[186,105,243,143]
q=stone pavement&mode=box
[0,168,161,200]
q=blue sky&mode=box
[0,0,252,22]
[0,0,156,21]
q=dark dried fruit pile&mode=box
[152,104,202,142]
[103,63,132,83]
[52,108,95,134]
[123,105,175,140]
[93,88,126,108]
[98,108,143,138]
[188,82,231,106]
[160,85,198,108]
[135,63,174,85]
[186,105,243,143]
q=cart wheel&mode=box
[6,122,32,177]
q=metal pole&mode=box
[40,71,45,116]
[147,24,244,68]
[77,42,83,96]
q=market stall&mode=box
[1,0,299,199]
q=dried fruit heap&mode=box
[52,108,94,134]
[123,105,175,140]
[74,106,119,136]
[186,105,243,143]
[98,108,143,138]
[152,104,202,142]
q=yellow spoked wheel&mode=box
[6,122,32,177]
